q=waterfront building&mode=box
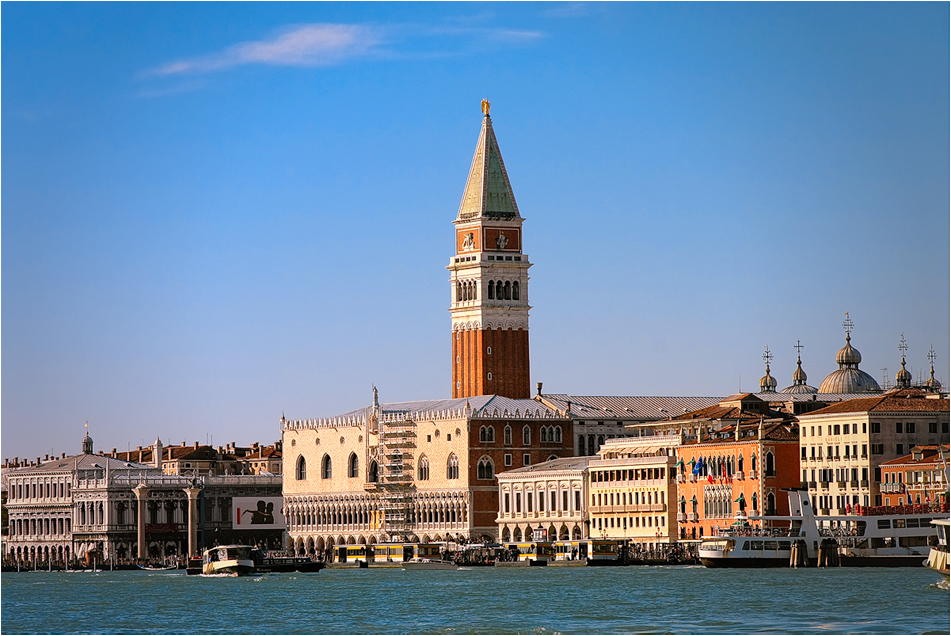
[534,390,720,456]
[3,432,283,566]
[588,436,680,549]
[106,439,282,476]
[281,393,572,556]
[880,445,950,508]
[495,455,593,543]
[672,394,801,539]
[797,389,949,513]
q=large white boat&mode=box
[699,489,947,568]
[401,557,458,570]
[925,519,949,579]
[201,545,256,576]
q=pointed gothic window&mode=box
[523,425,531,445]
[368,460,378,483]
[348,453,359,478]
[488,281,495,300]
[555,426,563,443]
[477,456,494,480]
[447,453,459,480]
[321,455,332,480]
[456,282,462,302]
[504,425,512,445]
[513,281,519,300]
[496,281,503,299]
[504,281,511,300]
[765,452,775,477]
[296,456,307,480]
[418,455,430,481]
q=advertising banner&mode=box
[232,496,286,529]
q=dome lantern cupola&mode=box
[782,340,818,394]
[895,334,912,389]
[759,346,777,393]
[82,422,94,454]
[925,345,942,392]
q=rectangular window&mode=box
[896,444,904,456]
[818,426,822,436]
[843,446,849,458]
[801,447,807,459]
[575,491,581,511]
[523,453,531,466]
[871,422,880,434]
[872,444,883,455]
[906,422,916,434]
[504,493,510,514]
[896,423,903,434]
[833,425,840,435]
[446,434,451,441]
[527,493,533,512]
[563,491,568,511]
[929,422,938,433]
[504,453,512,466]
[516,494,522,513]
[811,447,816,459]
[538,493,544,512]
[862,444,868,457]
[852,423,858,435]
[810,426,814,436]
[552,491,557,511]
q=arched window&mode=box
[555,426,563,443]
[522,425,531,445]
[368,460,378,483]
[512,280,520,300]
[296,456,307,480]
[348,453,359,479]
[738,455,744,474]
[496,281,503,299]
[765,452,775,477]
[752,492,758,511]
[504,425,512,445]
[447,454,459,480]
[504,281,511,300]
[751,452,757,472]
[471,281,477,300]
[765,492,776,515]
[547,455,559,462]
[480,425,495,443]
[456,282,462,302]
[321,455,332,480]
[418,455,430,481]
[477,456,494,480]
[488,280,495,300]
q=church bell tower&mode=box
[449,101,531,399]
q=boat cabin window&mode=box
[905,518,920,528]
[877,519,891,529]
[893,519,906,529]
[749,541,764,550]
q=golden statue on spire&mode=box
[481,99,490,116]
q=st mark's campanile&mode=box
[449,101,531,399]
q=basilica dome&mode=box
[818,333,882,393]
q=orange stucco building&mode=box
[673,394,801,539]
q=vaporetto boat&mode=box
[925,518,949,579]
[201,545,256,576]
[698,489,948,568]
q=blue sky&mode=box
[3,2,948,460]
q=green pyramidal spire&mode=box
[457,109,520,221]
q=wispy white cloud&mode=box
[148,24,382,76]
[141,21,544,88]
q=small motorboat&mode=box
[201,545,256,576]
[138,563,178,571]
[401,557,457,570]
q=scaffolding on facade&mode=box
[376,417,416,542]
